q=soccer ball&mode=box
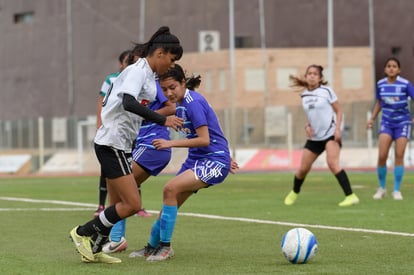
[281,227,318,264]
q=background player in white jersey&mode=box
[69,26,184,264]
[129,64,239,262]
[367,57,414,200]
[94,50,131,218]
[284,64,359,207]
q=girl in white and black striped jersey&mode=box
[283,64,359,207]
[69,26,184,264]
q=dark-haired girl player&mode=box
[367,57,414,200]
[69,26,184,264]
[284,64,359,207]
[129,64,238,262]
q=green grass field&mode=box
[1,171,413,275]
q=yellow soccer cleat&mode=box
[284,190,299,206]
[81,252,122,264]
[338,193,360,207]
[69,226,94,262]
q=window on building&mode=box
[235,36,253,48]
[219,70,227,91]
[342,67,362,89]
[14,11,34,24]
[276,68,297,90]
[391,46,401,55]
[204,71,212,93]
[245,68,265,91]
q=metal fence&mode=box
[0,101,377,172]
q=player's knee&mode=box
[162,184,177,199]
[327,162,339,172]
[126,199,141,214]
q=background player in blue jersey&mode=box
[367,57,414,200]
[69,26,184,264]
[94,50,131,218]
[129,64,238,262]
[284,64,359,207]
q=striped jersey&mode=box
[376,76,414,126]
[100,72,120,97]
[134,80,170,151]
[94,58,157,152]
[176,89,230,161]
[301,85,338,141]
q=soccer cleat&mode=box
[94,205,105,217]
[392,191,403,200]
[81,252,122,264]
[69,226,94,261]
[146,245,174,262]
[102,237,128,253]
[136,208,152,217]
[338,193,360,207]
[284,190,299,206]
[129,244,156,258]
[373,187,386,200]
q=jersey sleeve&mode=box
[155,81,168,105]
[119,66,146,98]
[406,81,414,99]
[375,79,383,101]
[326,87,338,104]
[186,98,208,129]
[99,75,112,97]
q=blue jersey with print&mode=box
[376,76,414,126]
[134,80,170,150]
[176,89,230,161]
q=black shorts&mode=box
[304,136,340,155]
[95,143,132,179]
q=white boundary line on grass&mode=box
[1,196,414,237]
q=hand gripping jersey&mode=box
[134,80,171,150]
[95,58,157,152]
[301,85,338,141]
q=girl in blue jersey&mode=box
[284,64,359,207]
[367,57,414,200]
[69,26,184,264]
[129,64,238,262]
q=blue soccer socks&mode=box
[377,166,387,189]
[160,204,178,244]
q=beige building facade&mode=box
[180,47,373,146]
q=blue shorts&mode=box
[132,146,171,176]
[379,123,411,140]
[177,157,230,185]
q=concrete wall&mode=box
[0,0,412,121]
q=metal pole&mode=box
[367,111,373,165]
[368,0,376,91]
[38,117,44,171]
[327,0,334,86]
[259,0,269,145]
[229,0,236,159]
[139,0,145,43]
[66,0,74,114]
[287,113,293,168]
